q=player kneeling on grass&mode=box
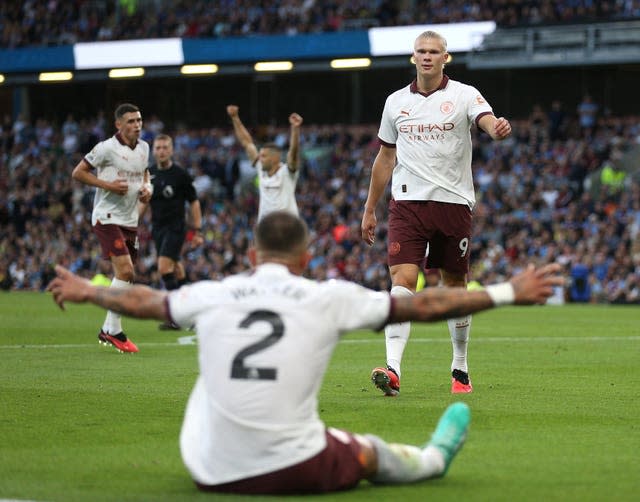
[47,211,563,495]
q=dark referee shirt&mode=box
[149,163,198,228]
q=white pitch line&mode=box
[0,335,638,350]
[342,335,640,344]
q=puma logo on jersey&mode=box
[400,110,410,116]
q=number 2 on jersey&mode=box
[231,310,284,380]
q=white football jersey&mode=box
[255,161,299,221]
[167,263,391,485]
[378,76,493,209]
[84,134,149,227]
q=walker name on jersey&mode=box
[230,284,307,301]
[399,122,454,141]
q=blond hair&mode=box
[415,30,447,51]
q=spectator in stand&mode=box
[577,94,599,135]
[1,106,639,309]
[3,0,640,47]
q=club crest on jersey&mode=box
[163,185,175,198]
[389,242,401,255]
[440,101,454,114]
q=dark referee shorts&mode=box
[387,199,472,275]
[152,223,186,261]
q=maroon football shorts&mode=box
[387,199,472,275]
[93,221,138,262]
[195,428,367,495]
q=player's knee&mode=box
[120,271,135,282]
[441,270,466,288]
[157,258,176,276]
[353,434,378,479]
[389,265,419,291]
[158,264,172,275]
[116,266,135,282]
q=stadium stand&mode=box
[1,1,638,303]
[1,103,639,303]
[1,0,640,48]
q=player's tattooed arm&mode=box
[92,286,167,320]
[47,265,168,320]
[388,263,563,323]
[391,288,493,323]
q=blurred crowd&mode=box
[1,97,639,304]
[2,0,640,48]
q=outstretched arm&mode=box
[286,112,303,172]
[361,144,396,245]
[47,265,168,320]
[390,263,564,323]
[226,105,259,164]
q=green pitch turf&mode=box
[1,291,639,502]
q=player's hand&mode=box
[289,113,303,127]
[510,263,565,305]
[361,210,377,246]
[138,184,152,203]
[46,265,92,310]
[493,117,512,140]
[109,178,129,196]
[227,105,239,118]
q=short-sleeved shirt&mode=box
[166,263,391,485]
[255,162,299,221]
[84,133,149,227]
[148,163,198,229]
[378,76,493,209]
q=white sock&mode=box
[102,277,131,335]
[385,286,413,377]
[366,435,445,484]
[448,315,471,373]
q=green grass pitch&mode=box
[1,291,639,501]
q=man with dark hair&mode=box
[48,211,563,495]
[71,102,150,353]
[139,133,203,330]
[226,105,303,221]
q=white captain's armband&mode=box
[485,282,515,306]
